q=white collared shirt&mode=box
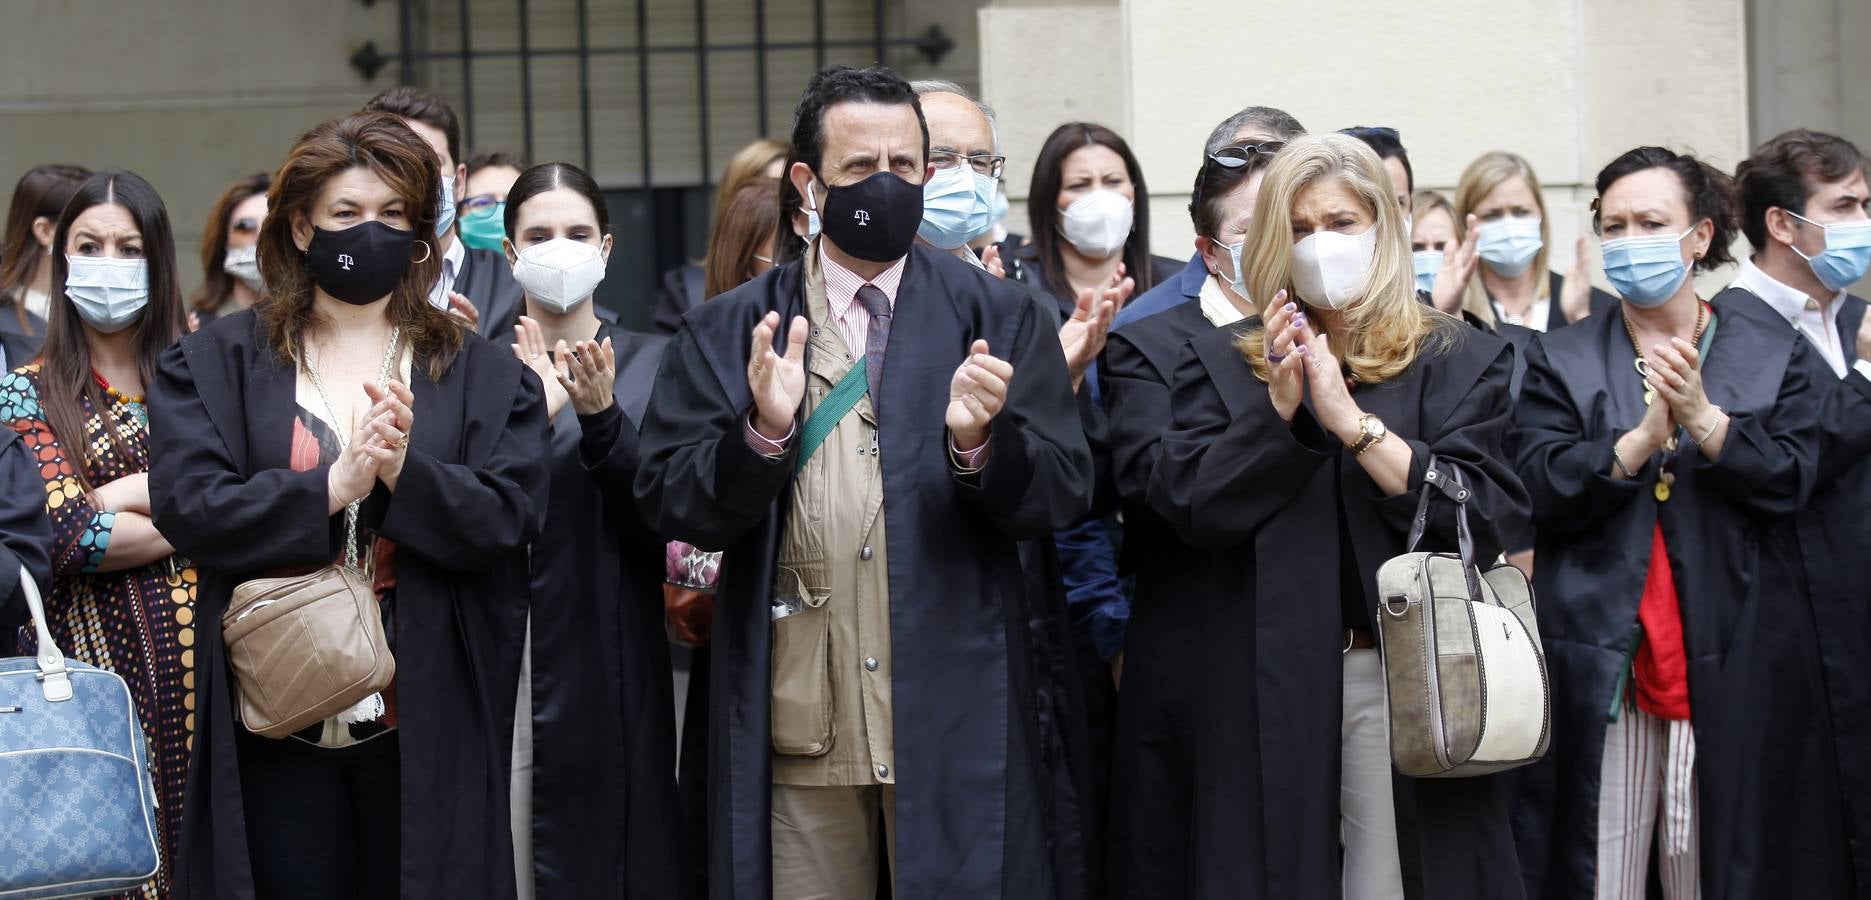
[427,236,468,311]
[1198,274,1249,328]
[21,288,47,322]
[1732,257,1848,377]
[1493,297,1552,333]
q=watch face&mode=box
[1365,416,1386,438]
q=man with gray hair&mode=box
[1113,105,1306,328]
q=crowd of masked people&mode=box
[0,60,1866,900]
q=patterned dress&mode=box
[0,363,197,900]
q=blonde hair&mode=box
[712,138,788,229]
[1411,189,1456,232]
[1454,151,1550,327]
[1236,133,1447,384]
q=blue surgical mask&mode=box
[1601,228,1693,308]
[1477,216,1543,277]
[918,164,998,250]
[1412,250,1443,294]
[991,183,1010,224]
[65,256,150,332]
[435,176,457,237]
[802,204,821,244]
[1787,210,1871,292]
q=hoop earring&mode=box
[412,240,433,265]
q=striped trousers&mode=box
[1596,705,1700,899]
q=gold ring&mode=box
[392,435,409,450]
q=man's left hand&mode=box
[948,339,1014,451]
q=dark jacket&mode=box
[1097,297,1223,898]
[1711,285,1871,897]
[147,311,549,900]
[1145,318,1531,899]
[0,427,54,656]
[498,320,696,899]
[650,263,706,337]
[632,244,1094,898]
[1508,303,1847,900]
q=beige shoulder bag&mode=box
[221,328,400,739]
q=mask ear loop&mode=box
[411,240,433,265]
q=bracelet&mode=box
[1612,448,1637,479]
[1696,410,1724,445]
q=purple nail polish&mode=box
[1283,302,1297,313]
[1296,345,1309,356]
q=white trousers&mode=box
[1341,649,1404,900]
[511,618,536,900]
[1596,704,1700,900]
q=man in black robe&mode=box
[1718,127,1871,897]
[364,87,527,338]
[633,64,1092,899]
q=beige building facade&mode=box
[982,0,1870,294]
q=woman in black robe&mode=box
[1143,133,1530,900]
[147,111,548,900]
[496,162,692,899]
[1509,147,1833,900]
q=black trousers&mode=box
[235,727,401,899]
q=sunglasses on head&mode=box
[1194,141,1287,221]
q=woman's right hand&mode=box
[328,412,389,513]
[1614,392,1674,478]
[1431,215,1482,314]
[1262,291,1309,422]
[513,316,572,419]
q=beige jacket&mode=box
[769,250,896,787]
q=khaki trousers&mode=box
[771,783,897,899]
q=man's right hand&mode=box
[748,311,809,439]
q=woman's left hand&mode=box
[558,337,618,416]
[361,380,415,490]
[1301,331,1364,442]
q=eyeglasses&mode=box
[929,150,1006,179]
[231,217,260,234]
[1194,140,1287,218]
[460,193,501,214]
[1339,125,1401,142]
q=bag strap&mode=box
[795,358,869,473]
[17,564,70,702]
[1406,456,1485,603]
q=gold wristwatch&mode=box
[1350,414,1388,456]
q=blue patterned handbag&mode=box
[0,566,160,899]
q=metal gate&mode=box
[348,0,955,324]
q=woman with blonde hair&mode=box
[1145,132,1530,899]
[1452,150,1614,331]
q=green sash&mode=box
[794,358,868,473]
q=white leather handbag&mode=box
[1375,457,1550,778]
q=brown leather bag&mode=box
[222,563,395,739]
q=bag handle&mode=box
[1404,456,1484,604]
[17,564,70,702]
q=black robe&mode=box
[146,310,549,900]
[1508,305,1841,900]
[1096,298,1224,898]
[501,320,695,899]
[0,427,54,656]
[1144,317,1531,900]
[1710,286,1871,897]
[632,245,1095,899]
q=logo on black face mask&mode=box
[853,210,871,227]
[338,253,355,271]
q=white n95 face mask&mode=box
[1289,227,1379,310]
[223,244,264,292]
[1058,191,1134,257]
[510,238,607,313]
[65,256,150,332]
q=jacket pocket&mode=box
[770,564,834,757]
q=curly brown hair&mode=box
[258,111,460,381]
